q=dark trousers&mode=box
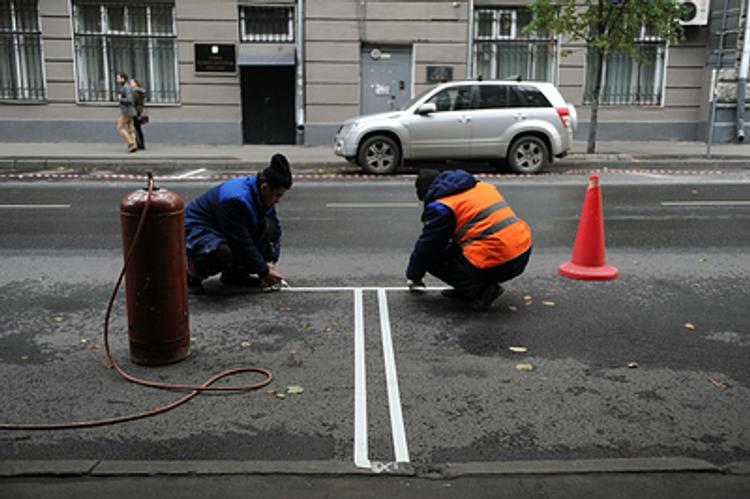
[134,116,145,149]
[428,246,532,299]
[188,217,277,279]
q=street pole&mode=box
[707,68,718,158]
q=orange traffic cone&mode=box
[558,175,618,280]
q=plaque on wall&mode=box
[195,43,236,73]
[426,65,453,83]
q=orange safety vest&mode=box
[439,182,532,269]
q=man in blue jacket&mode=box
[184,154,292,294]
[406,169,532,310]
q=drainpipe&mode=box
[736,0,750,142]
[296,0,306,144]
[467,0,474,78]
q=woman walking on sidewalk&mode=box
[115,72,137,153]
[131,78,147,150]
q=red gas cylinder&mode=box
[120,180,190,365]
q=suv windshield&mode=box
[400,87,434,111]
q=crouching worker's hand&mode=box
[261,262,284,287]
[407,279,426,294]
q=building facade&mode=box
[0,0,743,145]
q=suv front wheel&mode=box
[358,135,401,174]
[507,135,548,174]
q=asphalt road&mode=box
[0,173,749,471]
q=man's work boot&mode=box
[472,283,504,311]
[220,271,261,288]
[187,273,205,295]
[441,288,472,302]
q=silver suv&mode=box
[334,80,576,174]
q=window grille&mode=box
[72,1,179,103]
[240,6,294,43]
[0,0,46,101]
[584,28,666,106]
[473,8,555,83]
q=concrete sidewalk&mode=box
[0,140,749,172]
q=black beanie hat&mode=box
[415,168,440,201]
[261,153,292,189]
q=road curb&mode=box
[2,457,745,478]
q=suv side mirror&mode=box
[416,103,436,115]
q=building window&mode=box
[473,8,556,82]
[584,28,666,106]
[240,6,294,43]
[72,1,179,103]
[0,0,46,101]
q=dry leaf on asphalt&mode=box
[89,343,101,350]
[627,361,639,369]
[275,393,286,400]
[240,341,252,348]
[508,305,518,312]
[265,388,279,396]
[709,378,728,390]
[277,306,291,312]
[542,300,556,307]
[287,385,304,395]
[523,295,533,301]
[20,355,29,361]
[80,338,88,344]
[516,363,534,371]
[684,322,696,330]
[101,357,114,369]
[303,322,312,329]
[509,346,528,353]
[52,315,65,322]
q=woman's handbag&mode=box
[140,110,150,124]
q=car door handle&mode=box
[515,113,527,120]
[458,116,471,124]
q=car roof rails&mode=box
[504,74,523,82]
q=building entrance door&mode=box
[360,45,412,115]
[240,66,295,144]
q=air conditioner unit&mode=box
[678,0,709,26]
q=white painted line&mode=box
[661,200,750,207]
[0,204,71,209]
[326,202,419,209]
[377,289,410,463]
[353,288,370,469]
[175,168,207,179]
[283,286,448,293]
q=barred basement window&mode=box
[584,28,666,106]
[473,8,556,83]
[72,1,179,103]
[0,0,46,101]
[240,6,294,43]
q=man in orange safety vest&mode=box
[406,169,532,310]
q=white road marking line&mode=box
[283,286,448,292]
[175,168,207,179]
[326,202,419,209]
[0,204,71,209]
[353,288,370,469]
[661,200,750,207]
[377,289,410,463]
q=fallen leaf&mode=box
[709,378,728,390]
[80,338,88,344]
[287,385,304,395]
[89,343,101,350]
[303,322,312,329]
[52,315,65,322]
[509,346,528,353]
[542,300,556,307]
[627,361,639,369]
[240,341,252,348]
[277,306,291,312]
[516,363,534,371]
[699,258,708,262]
[525,300,534,306]
[523,295,533,301]
[684,322,696,330]
[101,357,114,369]
[265,388,279,396]
[20,355,29,361]
[275,393,286,400]
[508,305,518,312]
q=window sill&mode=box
[0,99,48,105]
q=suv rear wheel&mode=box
[358,135,401,174]
[507,135,548,174]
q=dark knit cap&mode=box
[415,168,440,201]
[261,153,293,189]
